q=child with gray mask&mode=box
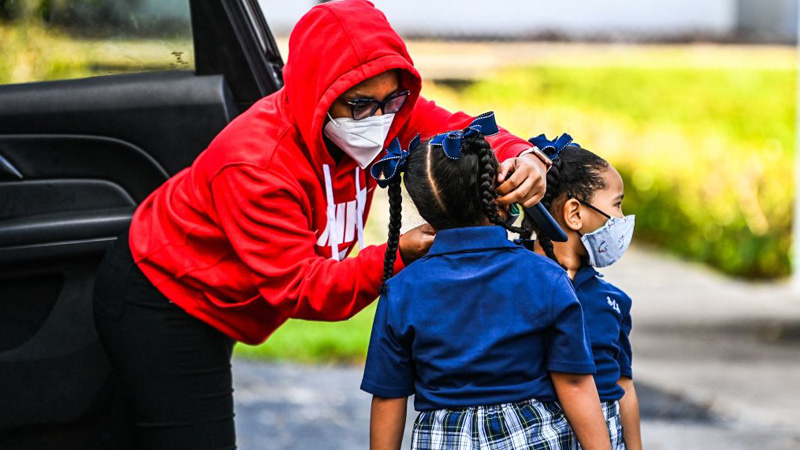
[522,134,641,450]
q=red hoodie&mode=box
[128,0,533,345]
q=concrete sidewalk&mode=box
[602,245,800,448]
[604,246,800,427]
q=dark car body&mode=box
[0,1,283,448]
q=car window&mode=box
[0,1,193,86]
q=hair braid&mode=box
[381,177,403,291]
[471,136,528,236]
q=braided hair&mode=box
[475,136,528,236]
[524,145,609,266]
[382,177,403,286]
[380,130,528,289]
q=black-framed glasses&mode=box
[569,194,612,219]
[569,195,611,219]
[346,90,410,120]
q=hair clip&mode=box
[429,111,499,160]
[370,134,420,188]
[528,133,580,162]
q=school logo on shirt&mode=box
[607,296,621,314]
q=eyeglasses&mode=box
[572,196,612,220]
[346,90,410,120]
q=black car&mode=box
[0,1,283,448]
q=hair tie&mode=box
[370,134,420,188]
[429,111,499,160]
[528,133,580,162]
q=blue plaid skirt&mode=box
[575,401,626,450]
[411,399,625,450]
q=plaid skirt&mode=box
[575,401,626,450]
[411,399,626,450]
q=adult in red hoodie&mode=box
[93,0,549,447]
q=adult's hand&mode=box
[496,154,548,208]
[398,223,436,265]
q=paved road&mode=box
[231,360,797,450]
[603,247,800,434]
[232,246,800,449]
[239,40,800,450]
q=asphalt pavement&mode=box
[231,245,800,449]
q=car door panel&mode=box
[0,266,111,435]
[0,71,237,445]
[0,71,237,176]
[0,0,283,446]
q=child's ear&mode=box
[562,198,583,232]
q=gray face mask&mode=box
[577,200,635,268]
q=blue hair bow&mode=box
[370,134,421,188]
[430,111,499,160]
[528,133,580,162]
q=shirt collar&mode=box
[427,226,517,256]
[573,264,601,287]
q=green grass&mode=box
[0,23,193,84]
[466,65,794,150]
[424,63,796,278]
[234,303,377,363]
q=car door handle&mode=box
[0,207,133,265]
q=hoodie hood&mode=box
[282,0,422,168]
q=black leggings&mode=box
[93,233,237,450]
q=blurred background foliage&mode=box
[422,63,795,279]
[1,0,114,23]
[0,0,189,34]
[0,0,192,84]
[0,7,192,84]
[1,17,795,360]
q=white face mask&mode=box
[580,214,635,268]
[323,112,395,169]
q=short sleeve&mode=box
[617,303,634,379]
[360,293,415,398]
[545,272,596,374]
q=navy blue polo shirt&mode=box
[360,226,596,411]
[572,264,634,402]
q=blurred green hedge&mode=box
[0,23,192,85]
[425,63,794,278]
[5,22,793,279]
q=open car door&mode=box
[0,1,283,447]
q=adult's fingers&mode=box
[496,164,528,197]
[520,175,546,207]
[497,159,515,184]
[497,176,537,206]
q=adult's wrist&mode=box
[518,147,552,173]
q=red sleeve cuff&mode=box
[498,142,533,162]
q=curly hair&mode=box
[523,145,609,266]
